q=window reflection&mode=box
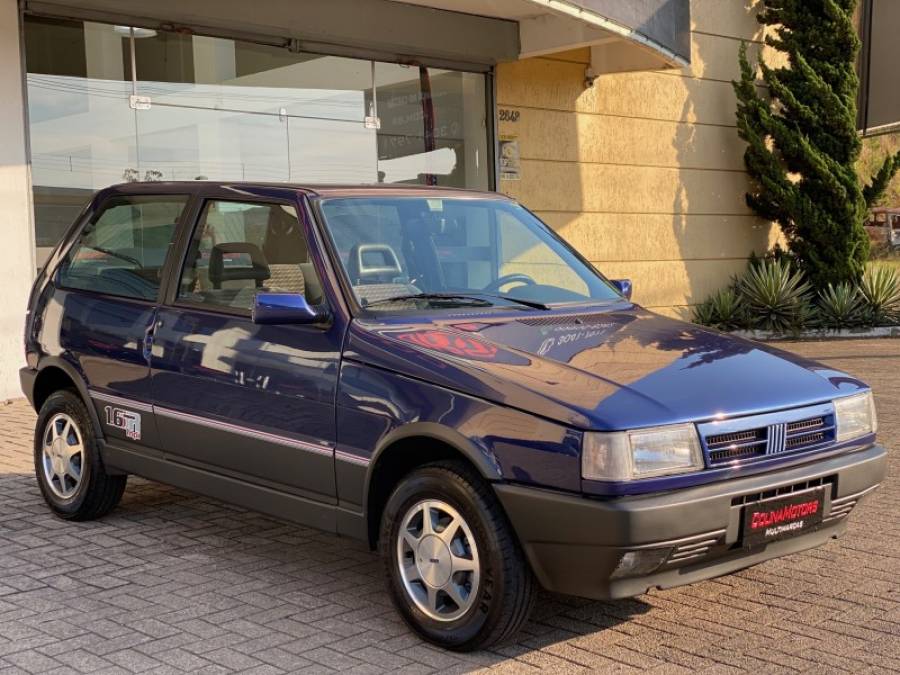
[374,64,487,188]
[24,15,491,265]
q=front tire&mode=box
[379,461,535,651]
[34,390,127,521]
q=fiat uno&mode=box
[21,183,886,650]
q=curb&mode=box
[729,326,900,341]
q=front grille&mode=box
[786,431,825,449]
[787,417,825,433]
[706,428,767,463]
[699,405,836,468]
[707,429,763,446]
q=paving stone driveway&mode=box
[0,339,898,674]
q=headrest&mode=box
[209,242,270,289]
[263,206,307,264]
[346,243,403,284]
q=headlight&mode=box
[834,391,877,442]
[582,423,704,481]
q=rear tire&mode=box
[34,389,127,521]
[379,461,535,651]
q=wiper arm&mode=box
[472,293,551,311]
[363,293,493,308]
[363,292,551,311]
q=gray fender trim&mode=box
[32,356,105,440]
[360,422,503,520]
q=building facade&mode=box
[0,0,779,399]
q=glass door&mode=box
[130,33,378,183]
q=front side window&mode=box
[58,195,187,300]
[318,197,620,311]
[178,200,323,312]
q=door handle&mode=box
[143,314,161,363]
[142,326,154,363]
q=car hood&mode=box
[346,304,868,430]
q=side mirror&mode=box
[252,293,327,325]
[611,279,633,300]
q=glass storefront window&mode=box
[374,64,488,189]
[25,17,137,250]
[24,15,491,262]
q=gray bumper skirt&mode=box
[495,445,886,600]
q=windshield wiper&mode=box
[363,292,551,311]
[363,293,494,308]
[471,293,551,311]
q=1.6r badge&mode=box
[104,406,141,441]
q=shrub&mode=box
[859,264,900,325]
[692,299,716,327]
[733,1,900,288]
[738,259,814,333]
[692,288,747,331]
[791,300,819,334]
[693,258,900,334]
[817,283,864,329]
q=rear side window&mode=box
[57,195,187,300]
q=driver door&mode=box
[150,196,342,507]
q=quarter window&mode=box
[58,195,186,300]
[178,200,322,312]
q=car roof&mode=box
[98,181,509,201]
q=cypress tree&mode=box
[733,0,900,288]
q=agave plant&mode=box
[789,300,819,335]
[859,264,900,326]
[710,288,748,330]
[692,288,747,330]
[817,282,864,329]
[692,299,717,327]
[738,259,813,333]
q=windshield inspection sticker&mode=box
[104,406,141,441]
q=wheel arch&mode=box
[363,423,503,549]
[31,358,103,438]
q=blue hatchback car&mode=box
[22,182,886,650]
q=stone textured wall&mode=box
[496,0,782,319]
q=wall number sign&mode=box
[498,108,520,123]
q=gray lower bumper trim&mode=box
[496,445,886,600]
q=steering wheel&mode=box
[482,273,536,293]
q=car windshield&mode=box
[317,197,621,311]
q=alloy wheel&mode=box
[41,413,85,499]
[396,499,481,622]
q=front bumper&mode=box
[495,444,886,600]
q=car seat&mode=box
[262,206,307,297]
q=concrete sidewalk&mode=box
[0,339,897,674]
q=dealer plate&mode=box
[742,487,825,547]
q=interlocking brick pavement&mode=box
[0,339,897,674]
